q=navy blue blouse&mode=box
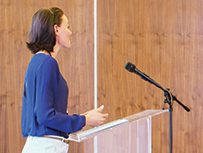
[21,53,85,138]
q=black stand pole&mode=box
[169,105,173,153]
[162,88,174,153]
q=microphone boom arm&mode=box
[125,62,190,112]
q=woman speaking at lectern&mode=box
[21,7,108,153]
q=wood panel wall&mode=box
[0,0,203,153]
[97,0,203,153]
[0,0,94,153]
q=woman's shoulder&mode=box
[33,53,57,64]
[30,53,59,71]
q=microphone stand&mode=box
[161,88,190,153]
[162,88,174,153]
[125,62,190,153]
[140,79,189,153]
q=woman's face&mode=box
[56,14,72,48]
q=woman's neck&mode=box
[53,44,60,57]
[37,50,50,56]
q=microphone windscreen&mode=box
[125,62,136,72]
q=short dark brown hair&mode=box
[26,8,56,54]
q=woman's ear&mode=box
[54,24,59,35]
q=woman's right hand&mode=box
[84,105,108,127]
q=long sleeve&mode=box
[35,57,86,133]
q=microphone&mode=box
[125,62,190,112]
[125,62,149,81]
[125,62,165,91]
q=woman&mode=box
[21,7,108,153]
